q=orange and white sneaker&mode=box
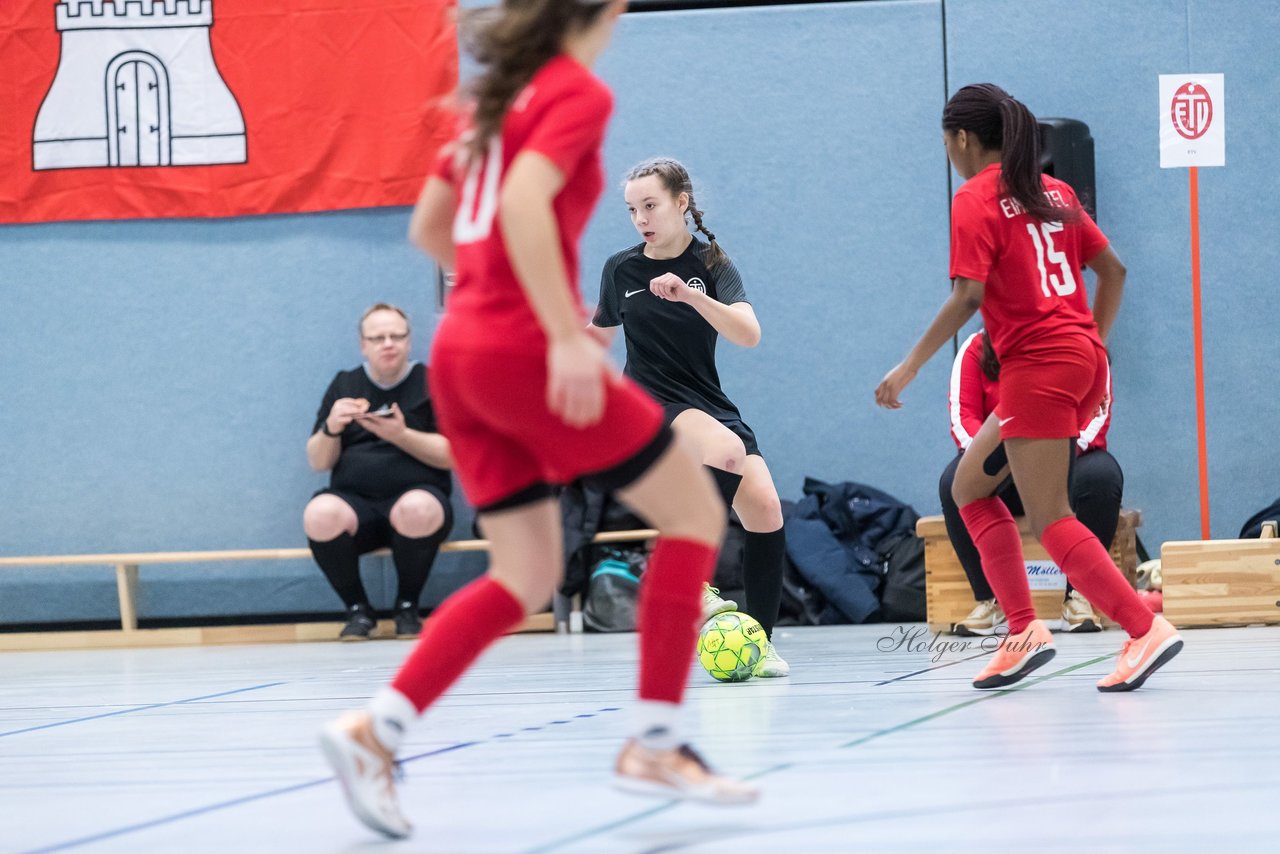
[1097,615,1184,692]
[613,740,759,805]
[972,619,1056,689]
[319,712,411,839]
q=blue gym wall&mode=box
[1,0,1275,625]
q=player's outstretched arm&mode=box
[876,277,984,409]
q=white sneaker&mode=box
[613,740,758,805]
[319,712,411,839]
[700,584,737,624]
[952,598,1006,637]
[1061,589,1102,633]
[752,640,790,677]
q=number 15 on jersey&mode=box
[1026,221,1077,298]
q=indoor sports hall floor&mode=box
[4,624,1278,853]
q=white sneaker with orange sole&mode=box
[319,712,411,839]
[613,740,759,805]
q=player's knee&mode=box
[736,481,782,530]
[303,496,354,540]
[706,436,746,474]
[390,491,445,538]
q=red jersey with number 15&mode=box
[434,55,611,353]
[949,164,1110,359]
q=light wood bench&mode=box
[1162,523,1280,627]
[916,510,1141,632]
[0,529,657,652]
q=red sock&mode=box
[638,537,718,704]
[391,575,524,712]
[1041,516,1153,638]
[959,497,1036,634]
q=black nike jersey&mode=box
[593,238,749,421]
[312,362,451,498]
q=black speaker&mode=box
[1038,118,1096,221]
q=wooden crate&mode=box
[917,509,1141,632]
[1162,536,1280,627]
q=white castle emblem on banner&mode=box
[33,0,246,170]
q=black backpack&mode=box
[581,548,647,632]
[876,531,926,622]
[1240,497,1280,538]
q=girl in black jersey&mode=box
[593,157,789,677]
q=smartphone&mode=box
[360,406,394,418]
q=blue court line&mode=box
[0,682,287,739]
[20,706,623,854]
[874,649,991,686]
[21,741,478,854]
[523,654,1112,854]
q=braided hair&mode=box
[624,157,729,268]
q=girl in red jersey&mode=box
[942,330,1124,636]
[876,83,1182,692]
[319,0,755,839]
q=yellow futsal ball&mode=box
[697,611,765,682]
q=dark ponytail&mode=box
[980,331,1000,381]
[624,157,729,268]
[943,83,1075,224]
[461,0,614,163]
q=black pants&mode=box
[938,448,1124,602]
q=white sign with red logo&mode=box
[1160,73,1225,168]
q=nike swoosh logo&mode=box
[625,289,646,298]
[1124,639,1153,668]
[998,417,1015,426]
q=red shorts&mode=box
[996,335,1108,441]
[428,343,664,509]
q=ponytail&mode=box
[943,83,1076,224]
[461,0,614,163]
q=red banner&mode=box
[0,0,457,224]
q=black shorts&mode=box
[312,484,454,553]
[661,403,762,458]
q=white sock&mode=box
[368,686,418,754]
[633,700,681,751]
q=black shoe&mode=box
[339,603,376,641]
[393,601,423,638]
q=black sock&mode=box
[391,528,448,607]
[742,527,786,638]
[308,533,368,609]
[704,465,743,508]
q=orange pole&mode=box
[1188,166,1211,539]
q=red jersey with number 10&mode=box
[434,55,611,353]
[949,164,1110,359]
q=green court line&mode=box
[839,653,1111,749]
[525,652,1113,854]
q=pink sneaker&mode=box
[1097,615,1183,692]
[973,619,1056,689]
[613,740,758,805]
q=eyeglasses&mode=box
[362,332,409,344]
